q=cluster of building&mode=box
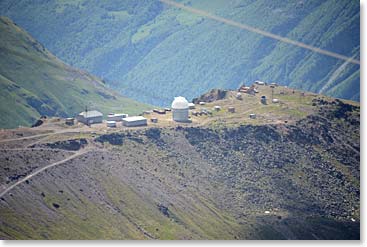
[65,80,281,128]
[240,80,281,105]
[71,110,148,128]
[66,96,193,128]
[238,84,258,95]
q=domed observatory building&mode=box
[171,96,189,122]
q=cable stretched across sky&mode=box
[159,0,360,65]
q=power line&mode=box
[159,0,360,65]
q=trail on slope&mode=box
[0,133,52,143]
[0,129,91,143]
[0,149,89,198]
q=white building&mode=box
[122,116,147,127]
[249,113,256,119]
[214,105,221,111]
[106,120,117,127]
[171,96,189,122]
[236,92,242,100]
[255,80,265,85]
[76,110,103,125]
[188,103,196,109]
[107,113,128,122]
[65,118,75,126]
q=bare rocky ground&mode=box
[0,88,360,240]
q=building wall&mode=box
[107,122,116,127]
[122,119,147,127]
[76,115,84,123]
[88,116,103,124]
[172,108,189,122]
[77,115,103,125]
[107,116,122,122]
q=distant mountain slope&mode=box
[0,0,359,106]
[0,16,151,129]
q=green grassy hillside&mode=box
[0,0,359,106]
[0,16,151,129]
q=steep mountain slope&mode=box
[0,0,359,106]
[0,87,360,239]
[0,16,151,129]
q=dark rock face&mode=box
[95,133,124,145]
[184,127,219,146]
[8,174,26,181]
[192,89,228,104]
[31,119,43,128]
[255,216,359,240]
[313,98,360,122]
[145,128,161,140]
[32,139,87,151]
[145,128,166,147]
[223,125,281,144]
[181,102,359,225]
[157,204,170,217]
[286,122,321,145]
[95,132,150,145]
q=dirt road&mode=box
[0,149,89,198]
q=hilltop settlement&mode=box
[30,81,330,132]
[0,81,360,240]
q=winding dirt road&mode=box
[0,149,89,198]
[0,129,88,143]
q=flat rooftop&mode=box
[122,116,147,122]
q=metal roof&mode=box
[78,110,103,118]
[122,116,147,122]
[114,113,128,117]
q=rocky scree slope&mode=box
[0,97,360,239]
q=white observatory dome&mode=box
[171,96,189,109]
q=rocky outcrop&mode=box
[31,139,87,151]
[192,89,228,103]
[95,133,124,145]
